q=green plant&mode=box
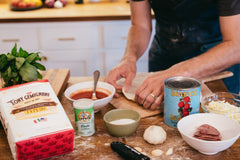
[0,44,46,87]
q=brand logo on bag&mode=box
[8,92,58,120]
[7,92,50,105]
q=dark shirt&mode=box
[131,0,240,50]
[131,0,240,93]
[132,0,240,18]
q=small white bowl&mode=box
[177,113,240,155]
[64,81,115,112]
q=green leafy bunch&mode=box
[0,43,46,87]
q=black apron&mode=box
[148,0,240,93]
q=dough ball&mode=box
[151,149,163,156]
[143,125,167,145]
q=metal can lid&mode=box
[73,98,94,109]
[165,76,201,90]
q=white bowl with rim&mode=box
[64,81,115,112]
[177,113,240,155]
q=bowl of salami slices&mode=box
[177,113,240,155]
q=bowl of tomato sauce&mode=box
[64,81,115,112]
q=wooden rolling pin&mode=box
[200,71,233,83]
[200,71,233,97]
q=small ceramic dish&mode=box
[177,113,240,155]
[103,109,140,137]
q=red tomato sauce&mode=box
[70,90,109,100]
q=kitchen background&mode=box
[0,0,156,77]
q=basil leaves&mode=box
[0,44,46,87]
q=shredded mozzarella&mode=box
[206,101,240,122]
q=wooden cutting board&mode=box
[41,69,70,98]
[110,71,233,118]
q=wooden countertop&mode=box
[0,0,132,22]
[0,77,239,160]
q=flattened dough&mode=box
[117,72,154,101]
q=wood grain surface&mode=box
[0,74,239,160]
[41,68,70,98]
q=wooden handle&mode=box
[200,71,233,83]
[93,70,100,93]
[201,83,214,97]
[2,39,20,42]
[58,37,75,41]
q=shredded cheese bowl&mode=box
[201,92,240,123]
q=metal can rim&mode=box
[165,76,201,90]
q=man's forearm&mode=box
[122,24,152,62]
[168,41,240,79]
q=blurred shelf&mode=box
[0,0,131,22]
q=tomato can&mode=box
[164,77,201,128]
[73,99,95,136]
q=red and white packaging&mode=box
[0,80,74,160]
